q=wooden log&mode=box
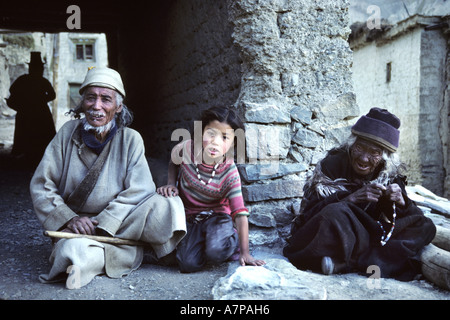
[44,230,147,246]
[406,185,450,218]
[433,225,450,252]
[420,244,450,290]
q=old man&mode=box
[30,67,186,288]
[283,108,436,281]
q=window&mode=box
[72,39,96,61]
[386,62,392,83]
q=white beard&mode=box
[82,116,116,135]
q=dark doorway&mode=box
[1,1,242,163]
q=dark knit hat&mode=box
[351,107,400,152]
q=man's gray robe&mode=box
[30,119,186,283]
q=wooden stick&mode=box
[44,230,147,246]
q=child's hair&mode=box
[200,106,245,132]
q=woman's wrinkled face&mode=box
[202,120,235,165]
[350,138,384,176]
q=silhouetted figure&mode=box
[6,52,56,168]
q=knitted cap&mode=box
[79,67,126,97]
[351,107,400,152]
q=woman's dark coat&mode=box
[283,147,436,280]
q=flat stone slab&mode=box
[212,250,450,300]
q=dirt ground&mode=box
[0,157,231,301]
[2,154,450,303]
[0,116,449,303]
[0,116,229,301]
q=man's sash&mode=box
[66,124,122,213]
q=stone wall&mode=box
[228,0,357,247]
[444,23,450,199]
[419,27,447,196]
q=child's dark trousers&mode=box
[176,212,238,273]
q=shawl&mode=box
[81,124,118,154]
[304,147,400,200]
[285,147,436,280]
[298,147,410,225]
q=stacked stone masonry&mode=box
[228,0,358,247]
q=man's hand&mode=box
[66,216,98,235]
[157,184,179,197]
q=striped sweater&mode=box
[173,139,249,219]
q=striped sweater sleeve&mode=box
[225,164,249,219]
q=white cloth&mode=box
[39,238,105,289]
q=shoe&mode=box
[142,248,159,264]
[227,243,240,262]
[321,256,334,275]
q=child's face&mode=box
[202,120,235,164]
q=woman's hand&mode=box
[384,183,406,207]
[345,183,386,204]
[157,184,179,197]
[345,183,405,207]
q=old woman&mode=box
[30,67,186,289]
[283,108,436,280]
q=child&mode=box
[157,106,265,272]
